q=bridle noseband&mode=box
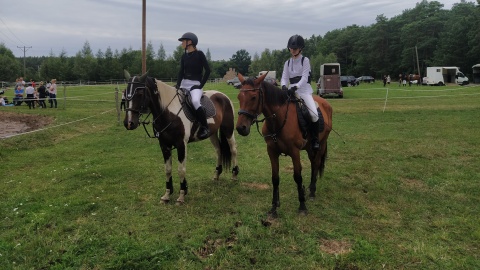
[237,86,263,123]
[125,78,148,114]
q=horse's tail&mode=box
[219,129,232,169]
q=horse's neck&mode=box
[152,79,184,117]
[155,80,179,109]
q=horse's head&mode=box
[235,72,268,136]
[123,70,150,130]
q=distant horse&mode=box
[236,73,332,217]
[123,70,239,204]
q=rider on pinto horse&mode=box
[280,34,324,150]
[176,32,211,139]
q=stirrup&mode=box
[198,126,210,139]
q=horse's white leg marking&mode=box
[161,156,173,202]
[176,141,187,204]
[228,135,239,181]
[209,135,222,180]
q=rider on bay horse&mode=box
[280,34,323,150]
[176,32,211,139]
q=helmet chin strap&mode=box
[292,49,302,58]
[184,43,196,54]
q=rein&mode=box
[127,79,183,139]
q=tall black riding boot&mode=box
[310,120,322,151]
[310,120,320,151]
[195,107,210,139]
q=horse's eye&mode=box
[250,95,256,101]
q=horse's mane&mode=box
[146,77,178,109]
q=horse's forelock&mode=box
[243,77,255,87]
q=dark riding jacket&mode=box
[176,50,211,89]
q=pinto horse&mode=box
[236,73,332,217]
[123,70,239,204]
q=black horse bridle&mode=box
[125,77,149,115]
[238,83,292,142]
[237,85,264,123]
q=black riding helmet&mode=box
[287,35,305,50]
[178,32,198,46]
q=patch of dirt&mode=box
[319,239,352,255]
[0,111,53,139]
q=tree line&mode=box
[0,0,479,84]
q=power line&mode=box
[0,16,26,45]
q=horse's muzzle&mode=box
[124,120,139,130]
[236,125,251,136]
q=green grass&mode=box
[1,81,479,269]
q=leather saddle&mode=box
[177,89,216,122]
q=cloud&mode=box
[0,0,460,60]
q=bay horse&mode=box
[123,70,239,204]
[236,72,332,217]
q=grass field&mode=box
[1,81,479,269]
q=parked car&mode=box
[357,76,375,83]
[340,75,357,87]
[227,77,240,85]
[264,77,278,86]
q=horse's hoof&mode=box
[175,200,184,206]
[267,210,278,219]
[261,219,272,227]
[160,199,169,204]
[298,209,308,216]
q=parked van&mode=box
[425,67,469,86]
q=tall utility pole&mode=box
[17,46,32,78]
[415,46,421,78]
[142,0,146,74]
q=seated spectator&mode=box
[13,85,24,106]
[0,94,13,106]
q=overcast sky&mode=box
[0,0,461,61]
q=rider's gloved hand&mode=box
[287,86,297,97]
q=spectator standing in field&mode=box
[383,75,387,87]
[387,75,391,85]
[37,81,47,108]
[175,32,211,139]
[25,83,36,109]
[120,89,126,111]
[48,79,57,108]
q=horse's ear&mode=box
[139,71,149,83]
[255,72,268,85]
[124,70,131,80]
[238,73,245,83]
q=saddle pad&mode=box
[295,99,324,139]
[180,92,217,122]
